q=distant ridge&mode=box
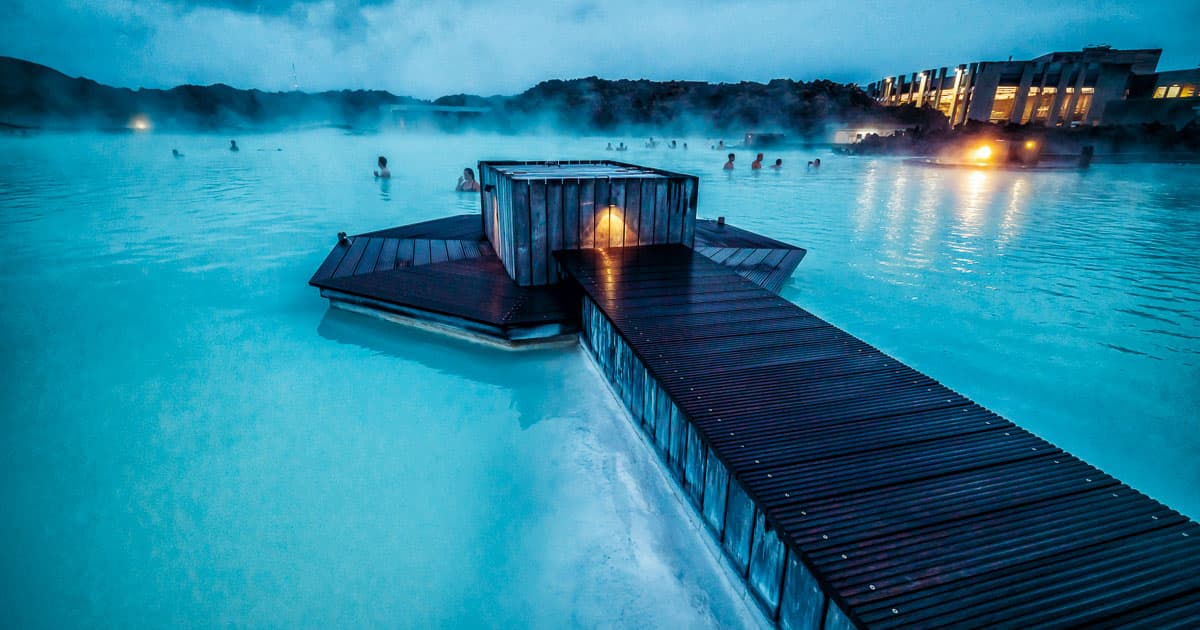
[0,56,420,130]
[0,56,941,133]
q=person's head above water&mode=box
[756,153,764,160]
[775,159,783,166]
[378,156,388,168]
[463,167,475,180]
[727,153,735,160]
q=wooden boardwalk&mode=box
[555,245,1199,629]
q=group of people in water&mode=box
[371,154,480,192]
[170,139,280,158]
[604,137,688,151]
[594,137,821,172]
[723,152,820,171]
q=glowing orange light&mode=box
[1024,140,1037,149]
[595,205,626,246]
[971,145,993,161]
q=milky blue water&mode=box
[1,130,1197,627]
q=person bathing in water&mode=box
[229,140,239,152]
[723,153,736,170]
[771,158,783,169]
[751,153,764,169]
[456,167,480,192]
[374,156,391,178]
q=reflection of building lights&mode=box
[129,115,151,131]
[1024,140,1037,149]
[972,145,993,161]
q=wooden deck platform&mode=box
[309,215,805,343]
[555,245,1199,629]
[694,220,806,294]
[310,215,578,342]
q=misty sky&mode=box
[2,0,1197,98]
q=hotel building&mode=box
[865,46,1198,127]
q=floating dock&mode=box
[310,161,804,345]
[311,160,1198,627]
[309,215,579,343]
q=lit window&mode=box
[1020,87,1040,123]
[1073,87,1094,122]
[1182,85,1196,98]
[1166,85,1181,98]
[989,86,1018,122]
[1153,86,1167,99]
[938,90,955,116]
[1034,87,1057,122]
[1058,87,1074,122]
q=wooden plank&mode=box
[499,173,512,277]
[354,237,385,275]
[309,241,351,284]
[513,180,531,285]
[682,178,697,247]
[547,181,564,281]
[375,238,400,272]
[445,239,466,261]
[396,238,416,268]
[430,239,449,264]
[624,179,642,247]
[593,178,610,248]
[413,239,431,267]
[638,179,657,246]
[480,167,493,242]
[580,179,595,249]
[609,178,627,247]
[530,180,548,284]
[563,180,580,250]
[669,179,685,244]
[331,236,369,278]
[653,179,669,243]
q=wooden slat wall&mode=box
[480,161,698,286]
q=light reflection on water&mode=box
[0,130,1197,625]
